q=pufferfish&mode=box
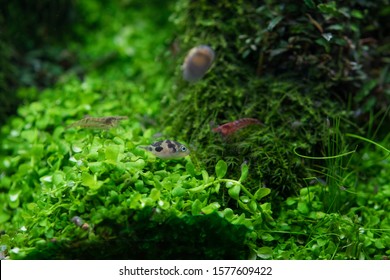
[138,140,190,159]
[182,45,215,82]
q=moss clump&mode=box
[162,0,389,197]
[1,0,389,261]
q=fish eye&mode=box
[180,145,187,152]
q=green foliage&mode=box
[164,0,388,196]
[0,0,273,259]
[0,77,272,259]
[163,0,390,193]
[215,160,228,178]
[265,180,390,260]
[159,0,390,260]
[12,210,249,260]
[1,0,389,261]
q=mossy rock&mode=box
[162,0,390,197]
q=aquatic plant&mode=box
[1,0,389,260]
[162,0,390,198]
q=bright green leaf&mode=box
[221,208,234,220]
[201,170,209,183]
[228,184,241,200]
[81,172,103,190]
[286,197,297,206]
[374,240,385,249]
[239,163,248,182]
[105,145,120,163]
[254,188,271,200]
[185,161,196,176]
[248,200,257,212]
[261,233,275,242]
[0,212,11,223]
[149,189,160,201]
[171,186,186,197]
[201,202,220,214]
[256,246,273,259]
[297,201,309,214]
[191,199,203,215]
[129,192,142,209]
[215,160,227,179]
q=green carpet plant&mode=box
[1,0,389,259]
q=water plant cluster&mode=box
[0,0,389,259]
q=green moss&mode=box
[162,0,389,197]
[1,0,389,261]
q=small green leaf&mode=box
[256,246,273,259]
[315,38,330,53]
[129,192,142,209]
[248,200,257,212]
[52,171,65,186]
[318,2,338,15]
[304,0,315,9]
[185,161,196,176]
[171,186,186,197]
[31,144,44,160]
[215,160,227,179]
[286,197,297,206]
[225,181,234,188]
[105,145,120,163]
[149,188,160,201]
[212,182,220,193]
[0,212,11,223]
[188,184,206,193]
[317,238,328,247]
[221,208,234,220]
[239,163,248,182]
[201,202,220,214]
[128,159,146,169]
[201,170,209,183]
[88,162,105,173]
[81,172,103,190]
[254,188,271,200]
[191,199,203,215]
[374,239,385,249]
[351,9,364,19]
[368,215,380,227]
[228,184,241,200]
[135,180,145,192]
[20,129,38,143]
[261,233,275,242]
[355,79,377,103]
[297,201,309,214]
[240,196,250,203]
[261,202,272,212]
[267,16,283,31]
